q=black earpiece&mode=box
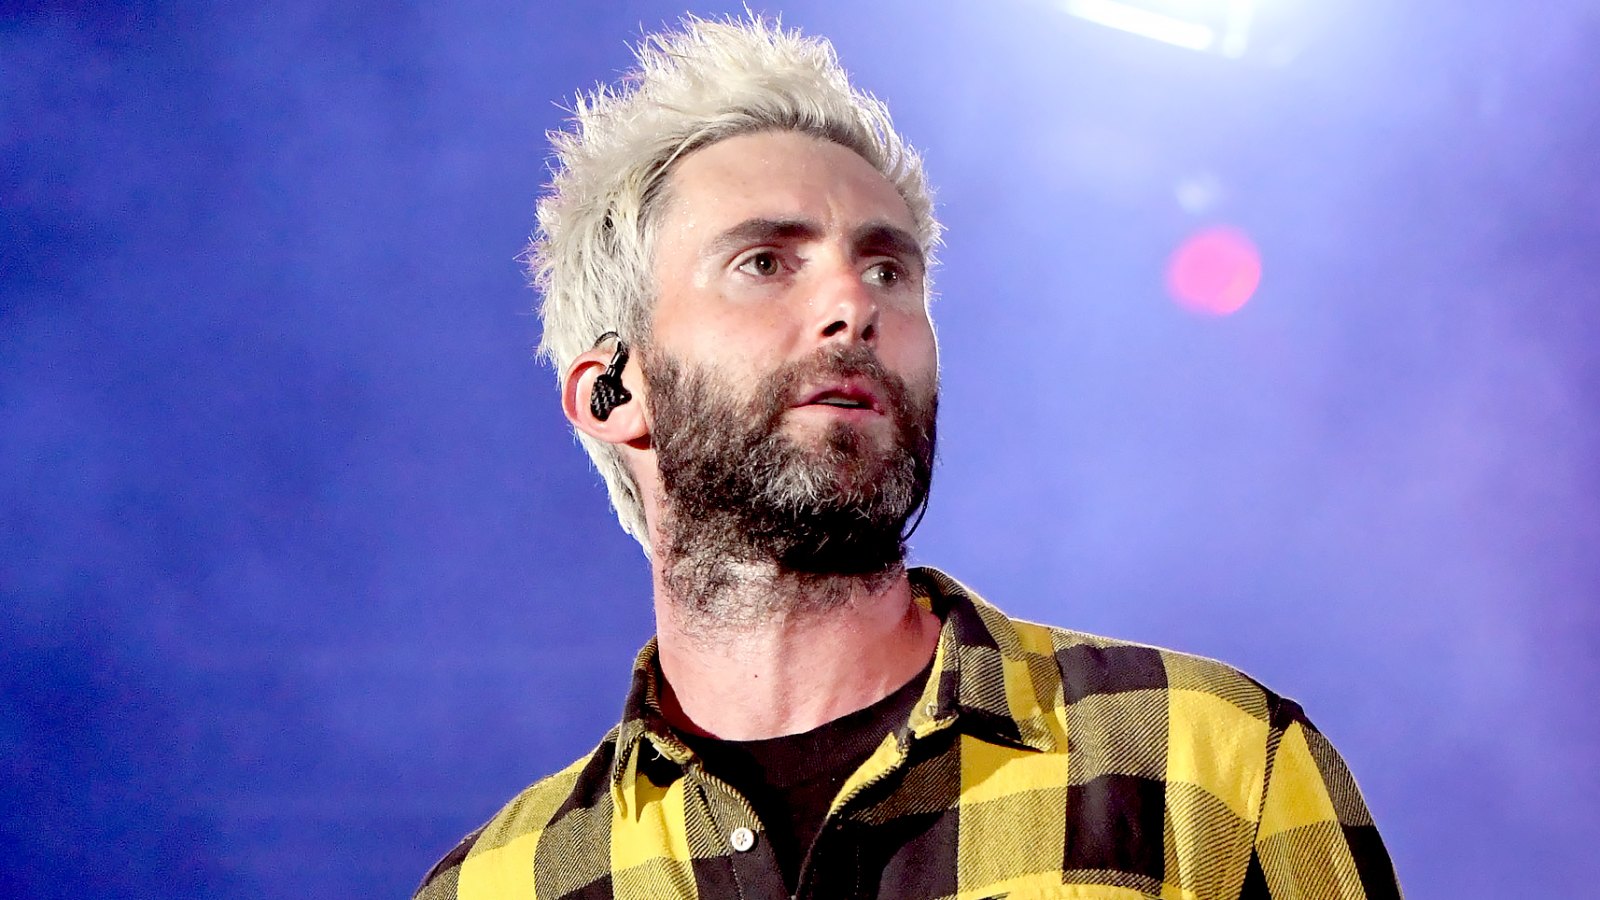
[589,332,633,422]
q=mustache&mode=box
[756,344,913,426]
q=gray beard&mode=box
[645,344,936,630]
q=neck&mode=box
[651,559,941,741]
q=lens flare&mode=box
[1165,226,1262,316]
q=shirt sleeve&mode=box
[1243,699,1402,899]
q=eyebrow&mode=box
[853,223,927,276]
[705,218,820,258]
[704,217,927,275]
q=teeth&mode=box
[815,397,864,408]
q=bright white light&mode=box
[1060,0,1258,57]
[1061,0,1216,51]
[1219,0,1256,58]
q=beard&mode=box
[646,343,937,620]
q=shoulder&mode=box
[1043,621,1285,725]
[412,733,620,900]
[919,566,1287,725]
[953,576,1334,829]
[1016,609,1312,766]
[969,604,1293,839]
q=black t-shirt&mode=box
[679,666,929,894]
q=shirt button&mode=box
[729,826,756,852]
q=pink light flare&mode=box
[1165,225,1262,316]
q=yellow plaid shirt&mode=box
[417,567,1401,899]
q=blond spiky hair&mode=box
[528,14,941,550]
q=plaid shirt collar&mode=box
[607,566,1061,797]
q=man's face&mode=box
[642,130,939,574]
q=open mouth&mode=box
[810,395,872,410]
[799,384,881,414]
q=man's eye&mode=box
[866,261,905,287]
[737,251,782,277]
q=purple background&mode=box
[5,1,1598,896]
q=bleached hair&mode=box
[528,14,941,551]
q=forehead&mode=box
[657,130,917,240]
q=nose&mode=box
[812,266,880,346]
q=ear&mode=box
[562,345,650,447]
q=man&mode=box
[417,16,1400,900]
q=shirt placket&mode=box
[690,767,791,900]
[792,734,934,900]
